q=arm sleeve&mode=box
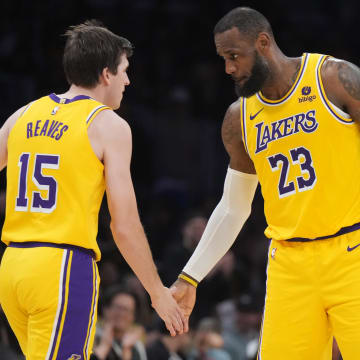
[182,167,258,282]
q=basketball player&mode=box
[171,7,360,360]
[0,21,184,360]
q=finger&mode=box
[175,312,184,334]
[177,308,186,333]
[171,312,183,335]
[170,285,177,295]
[166,322,176,337]
[184,315,189,333]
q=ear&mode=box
[99,67,111,86]
[256,32,271,55]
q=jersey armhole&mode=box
[19,101,35,118]
[316,55,353,124]
[85,105,111,128]
[240,97,251,158]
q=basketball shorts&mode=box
[0,242,100,360]
[257,230,360,359]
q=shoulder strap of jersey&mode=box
[85,103,111,128]
[18,100,36,119]
[314,53,353,124]
[239,97,250,157]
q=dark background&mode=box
[0,0,358,319]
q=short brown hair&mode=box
[63,20,133,88]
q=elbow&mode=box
[110,221,130,242]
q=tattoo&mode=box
[338,61,360,101]
[221,103,242,148]
[292,60,301,82]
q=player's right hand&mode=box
[150,286,186,336]
[170,278,197,333]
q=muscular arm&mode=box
[0,106,26,171]
[321,57,360,121]
[171,101,258,325]
[180,100,258,281]
[90,110,184,335]
[221,99,256,173]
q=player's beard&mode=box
[234,51,269,98]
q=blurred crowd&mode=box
[0,0,357,358]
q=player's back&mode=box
[2,94,110,260]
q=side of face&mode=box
[215,27,270,98]
[105,53,130,109]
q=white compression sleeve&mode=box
[182,167,258,282]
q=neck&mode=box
[260,50,302,100]
[58,84,107,104]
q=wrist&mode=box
[178,272,199,288]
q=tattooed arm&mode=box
[321,57,360,121]
[222,99,256,173]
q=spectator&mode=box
[92,286,147,360]
[146,317,190,360]
[218,293,264,360]
[187,317,231,360]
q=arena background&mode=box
[0,1,357,357]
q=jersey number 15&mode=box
[15,153,59,213]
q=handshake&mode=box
[150,274,198,337]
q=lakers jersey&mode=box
[240,53,360,240]
[2,94,110,260]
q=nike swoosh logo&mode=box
[347,243,360,252]
[250,107,264,120]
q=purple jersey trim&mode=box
[49,93,92,104]
[8,241,95,259]
[287,221,360,242]
[86,105,108,124]
[241,97,250,156]
[315,56,354,124]
[256,53,309,106]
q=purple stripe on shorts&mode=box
[55,250,95,359]
[48,250,70,360]
[84,261,98,358]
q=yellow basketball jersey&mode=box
[241,53,360,240]
[2,94,110,260]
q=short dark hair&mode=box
[63,20,133,88]
[102,285,139,313]
[214,7,273,40]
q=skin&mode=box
[171,26,360,332]
[0,53,185,337]
[94,293,143,360]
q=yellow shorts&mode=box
[0,243,99,360]
[258,230,360,359]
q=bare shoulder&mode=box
[321,57,360,112]
[1,104,28,142]
[221,99,256,174]
[221,99,242,148]
[91,109,131,139]
[5,105,28,131]
[88,109,132,164]
[0,105,27,170]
